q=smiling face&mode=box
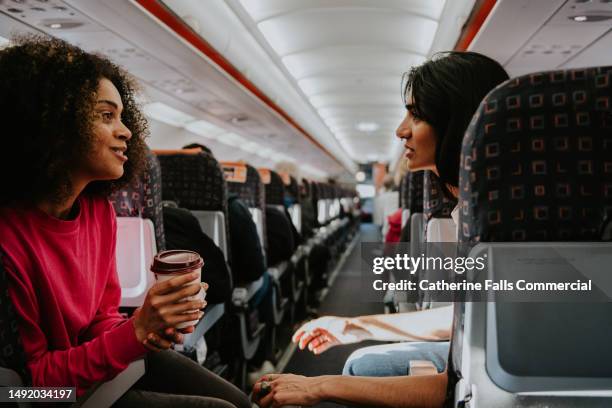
[77,78,133,183]
[395,94,438,173]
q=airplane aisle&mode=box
[282,223,385,408]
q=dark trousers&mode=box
[113,350,251,408]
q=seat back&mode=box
[115,218,157,307]
[110,149,164,307]
[402,171,424,232]
[110,149,165,251]
[453,67,612,406]
[260,168,285,207]
[156,150,231,340]
[156,149,230,259]
[224,162,267,252]
[310,181,321,225]
[0,251,31,386]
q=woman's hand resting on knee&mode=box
[252,374,324,407]
[292,316,372,354]
[133,273,207,351]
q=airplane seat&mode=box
[110,148,163,309]
[452,66,612,408]
[420,171,457,310]
[0,252,145,407]
[302,180,334,300]
[285,175,302,234]
[399,171,412,228]
[391,171,425,313]
[261,169,304,318]
[224,165,289,317]
[154,150,238,381]
[155,150,229,334]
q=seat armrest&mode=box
[231,276,264,307]
[0,367,24,386]
[267,261,289,280]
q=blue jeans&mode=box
[342,341,449,377]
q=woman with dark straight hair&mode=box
[252,51,509,408]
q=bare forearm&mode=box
[316,373,448,408]
[353,306,453,342]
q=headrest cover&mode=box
[406,171,424,214]
[258,168,271,185]
[263,169,285,206]
[424,170,457,220]
[221,162,248,184]
[156,150,227,212]
[226,163,265,210]
[459,66,612,243]
[110,148,166,251]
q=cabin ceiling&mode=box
[2,0,608,178]
[470,0,612,76]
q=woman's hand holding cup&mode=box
[134,271,206,349]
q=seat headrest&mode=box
[459,66,612,243]
[224,162,265,210]
[260,168,285,206]
[406,171,424,214]
[110,148,165,251]
[285,175,300,203]
[424,170,457,220]
[155,150,227,213]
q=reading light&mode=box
[569,14,612,22]
[355,171,366,182]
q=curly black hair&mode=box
[0,35,149,206]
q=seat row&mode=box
[111,148,359,390]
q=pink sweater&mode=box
[0,196,147,396]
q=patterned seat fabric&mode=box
[459,66,612,243]
[226,164,267,250]
[399,172,409,208]
[310,181,320,223]
[156,151,231,258]
[227,165,265,212]
[286,176,300,204]
[157,152,227,212]
[110,149,166,251]
[265,170,285,206]
[407,171,425,214]
[423,170,457,220]
[0,251,31,385]
[301,178,311,200]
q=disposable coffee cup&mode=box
[150,250,205,329]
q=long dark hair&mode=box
[402,51,509,187]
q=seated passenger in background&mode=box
[265,205,296,266]
[182,143,273,378]
[252,51,508,408]
[0,36,250,408]
[163,205,232,304]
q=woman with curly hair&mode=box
[0,36,250,408]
